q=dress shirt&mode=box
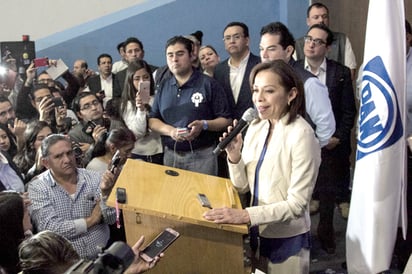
[28,168,116,259]
[0,152,24,192]
[304,58,327,85]
[228,52,250,104]
[100,74,113,105]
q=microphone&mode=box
[213,108,258,155]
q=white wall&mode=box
[0,0,146,41]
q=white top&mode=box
[86,157,108,172]
[344,36,357,70]
[228,52,250,104]
[112,60,128,74]
[122,99,163,155]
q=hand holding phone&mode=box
[140,228,180,262]
[138,81,151,105]
[109,150,121,174]
[52,97,64,108]
[82,120,97,135]
[33,57,49,68]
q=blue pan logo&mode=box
[357,56,403,160]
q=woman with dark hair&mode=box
[86,127,136,244]
[199,45,220,77]
[13,120,52,182]
[0,192,32,274]
[0,123,17,158]
[204,60,321,273]
[119,60,163,164]
[86,128,136,172]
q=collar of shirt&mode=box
[228,51,250,69]
[100,74,113,82]
[170,69,201,88]
[304,57,327,84]
[43,168,82,188]
[0,152,8,164]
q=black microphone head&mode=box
[241,108,258,122]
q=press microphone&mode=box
[213,108,258,155]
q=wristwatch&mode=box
[202,120,208,130]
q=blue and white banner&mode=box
[346,0,406,273]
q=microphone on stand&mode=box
[213,108,258,155]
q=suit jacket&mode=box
[296,58,356,155]
[228,115,321,238]
[214,52,261,120]
[87,73,122,98]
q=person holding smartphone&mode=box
[119,60,163,165]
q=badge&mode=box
[191,92,203,107]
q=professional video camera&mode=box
[65,241,135,274]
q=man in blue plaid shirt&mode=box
[28,134,117,259]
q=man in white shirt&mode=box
[86,54,121,106]
[111,42,128,74]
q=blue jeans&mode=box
[163,145,217,176]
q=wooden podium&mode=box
[107,160,248,274]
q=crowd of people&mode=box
[0,2,410,273]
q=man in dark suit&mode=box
[87,53,121,104]
[114,37,157,92]
[297,23,356,254]
[214,22,260,121]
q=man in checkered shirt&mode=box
[28,134,117,259]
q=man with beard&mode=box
[28,134,117,259]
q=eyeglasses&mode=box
[80,100,100,111]
[223,33,244,42]
[304,35,326,46]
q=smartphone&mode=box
[82,120,96,135]
[140,228,180,262]
[52,97,64,108]
[197,193,212,209]
[177,127,189,137]
[138,81,151,105]
[116,187,126,204]
[33,57,49,67]
[109,150,121,174]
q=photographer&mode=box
[19,230,161,274]
[69,92,124,166]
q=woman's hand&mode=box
[124,235,162,274]
[135,92,145,111]
[221,120,243,164]
[203,207,250,224]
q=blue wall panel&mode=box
[37,0,307,71]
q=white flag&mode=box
[346,0,406,273]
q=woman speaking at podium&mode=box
[203,60,321,273]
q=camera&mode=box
[65,241,134,274]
